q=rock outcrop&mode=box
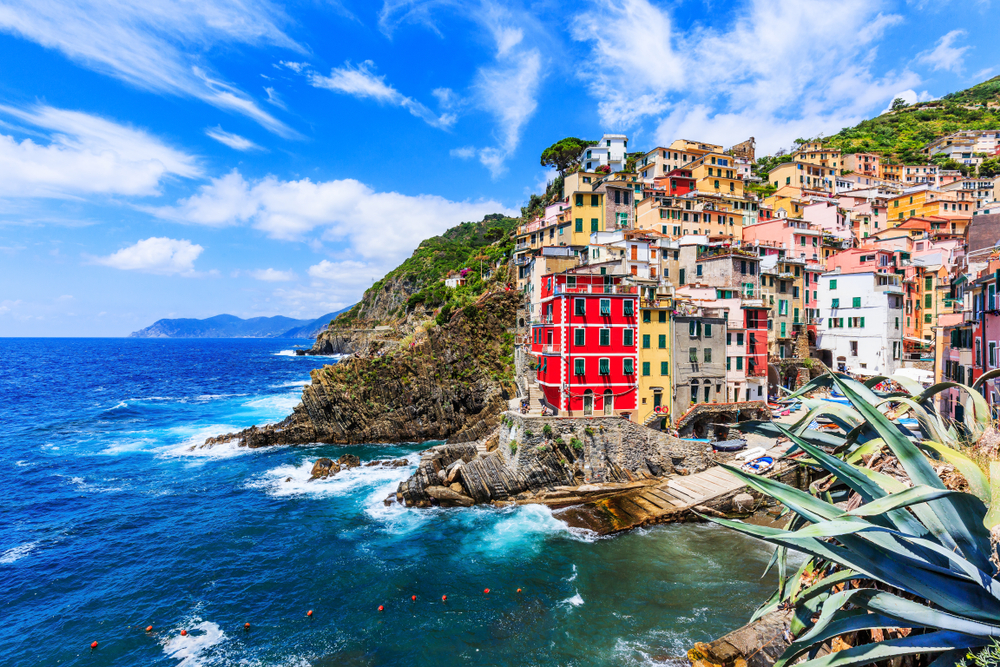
[205,291,518,449]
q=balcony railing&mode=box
[540,344,560,354]
[555,284,638,295]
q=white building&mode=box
[816,270,904,376]
[584,134,629,173]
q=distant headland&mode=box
[128,308,352,339]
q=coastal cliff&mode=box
[206,289,518,448]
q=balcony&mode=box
[540,344,560,354]
[555,284,638,295]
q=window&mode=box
[574,329,585,346]
[660,361,669,375]
[736,357,743,370]
[624,300,634,317]
[924,314,932,323]
[679,268,686,284]
[704,323,712,337]
[599,358,610,375]
[704,386,711,402]
[642,309,651,323]
[575,194,583,206]
[575,298,586,316]
[623,358,634,375]
[575,218,583,233]
[599,328,610,346]
[727,356,731,371]
[591,218,599,232]
[642,361,651,376]
[780,321,786,337]
[727,333,732,345]
[642,334,651,349]
[696,264,703,277]
[895,317,899,330]
[658,334,666,349]
[990,342,996,367]
[689,347,698,362]
[794,308,800,323]
[830,279,837,290]
[600,299,611,316]
[623,329,634,346]
[850,341,858,356]
[658,311,667,323]
[704,348,712,362]
[925,294,932,309]
[831,298,839,308]
[852,297,861,308]
[779,300,788,316]
[574,358,585,375]
[793,286,800,298]
[689,321,697,337]
[736,333,744,346]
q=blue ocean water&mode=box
[1,338,783,667]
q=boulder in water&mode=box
[424,485,475,507]
[310,458,341,480]
[337,454,361,469]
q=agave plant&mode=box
[739,370,1000,530]
[709,373,1000,667]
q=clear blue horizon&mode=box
[1,0,997,336]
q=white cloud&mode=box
[450,146,476,159]
[278,60,309,73]
[91,237,204,276]
[249,267,296,281]
[308,60,456,129]
[0,0,297,135]
[263,86,286,109]
[148,170,515,265]
[916,29,970,74]
[0,103,201,198]
[205,126,261,151]
[883,89,935,112]
[572,0,916,154]
[474,48,542,178]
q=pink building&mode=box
[844,153,880,177]
[824,248,895,274]
[741,218,824,261]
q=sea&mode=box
[1,338,784,667]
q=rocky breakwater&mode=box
[392,414,713,513]
[204,290,519,449]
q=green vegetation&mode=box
[570,437,583,452]
[822,77,1000,164]
[542,424,553,438]
[539,137,596,175]
[715,371,1000,667]
[509,441,518,455]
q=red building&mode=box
[745,306,769,384]
[531,271,639,417]
[654,168,696,196]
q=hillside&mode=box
[821,76,1000,164]
[331,213,518,327]
[129,310,348,338]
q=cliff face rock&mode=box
[205,290,519,449]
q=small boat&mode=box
[741,456,774,474]
[713,439,746,452]
[735,447,766,462]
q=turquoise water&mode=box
[1,339,781,666]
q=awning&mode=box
[903,336,932,344]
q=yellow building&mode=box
[638,299,673,427]
[764,186,807,218]
[557,190,605,246]
[793,142,842,169]
[687,152,745,197]
[767,161,835,193]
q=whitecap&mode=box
[274,349,298,357]
[560,592,584,607]
[156,425,253,462]
[248,453,417,501]
[243,395,300,414]
[60,475,127,493]
[15,460,33,467]
[108,401,128,410]
[161,620,226,667]
[471,504,595,554]
[270,380,310,388]
[0,541,39,565]
[567,564,578,582]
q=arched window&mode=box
[603,390,614,416]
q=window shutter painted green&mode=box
[574,358,585,375]
[830,279,837,290]
[642,361,650,376]
[832,298,839,308]
[623,358,633,374]
[623,329,634,346]
[600,299,611,316]
[624,300,634,316]
[642,334,650,348]
[852,297,861,308]
[599,358,609,375]
[704,323,712,337]
[660,361,669,375]
[704,348,712,362]
[591,218,599,232]
[860,317,865,328]
[736,356,743,370]
[600,329,610,345]
[689,347,697,362]
[575,299,586,315]
[574,329,585,346]
[658,334,666,348]
[575,218,583,232]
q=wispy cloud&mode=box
[0,103,200,198]
[0,0,298,135]
[90,237,205,276]
[248,267,296,281]
[147,170,514,262]
[916,29,970,74]
[308,60,456,129]
[205,126,262,151]
[572,0,916,153]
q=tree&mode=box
[540,137,595,175]
[979,157,1000,178]
[484,226,505,242]
[891,97,908,111]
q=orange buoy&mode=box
[441,595,447,602]
[90,641,98,650]
[484,588,490,594]
[517,588,522,593]
[146,625,153,632]
[378,605,384,612]
[244,623,250,630]
[307,610,313,617]
[411,595,416,601]
[180,629,187,637]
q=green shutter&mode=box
[624,300,634,316]
[658,334,666,349]
[623,329,633,346]
[574,358,585,375]
[832,298,839,308]
[575,299,586,315]
[704,348,712,362]
[689,321,695,336]
[623,358,633,374]
[642,361,650,376]
[736,356,743,370]
[689,347,697,362]
[591,218,599,232]
[599,329,610,345]
[574,329,584,346]
[860,317,865,328]
[600,299,611,316]
[660,361,669,375]
[726,357,731,370]
[852,297,861,308]
[830,279,837,290]
[704,323,712,337]
[599,358,610,375]
[925,294,932,308]
[575,218,583,232]
[642,334,650,348]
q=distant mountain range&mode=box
[129,308,352,339]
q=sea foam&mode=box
[161,620,226,667]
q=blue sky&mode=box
[0,0,997,336]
